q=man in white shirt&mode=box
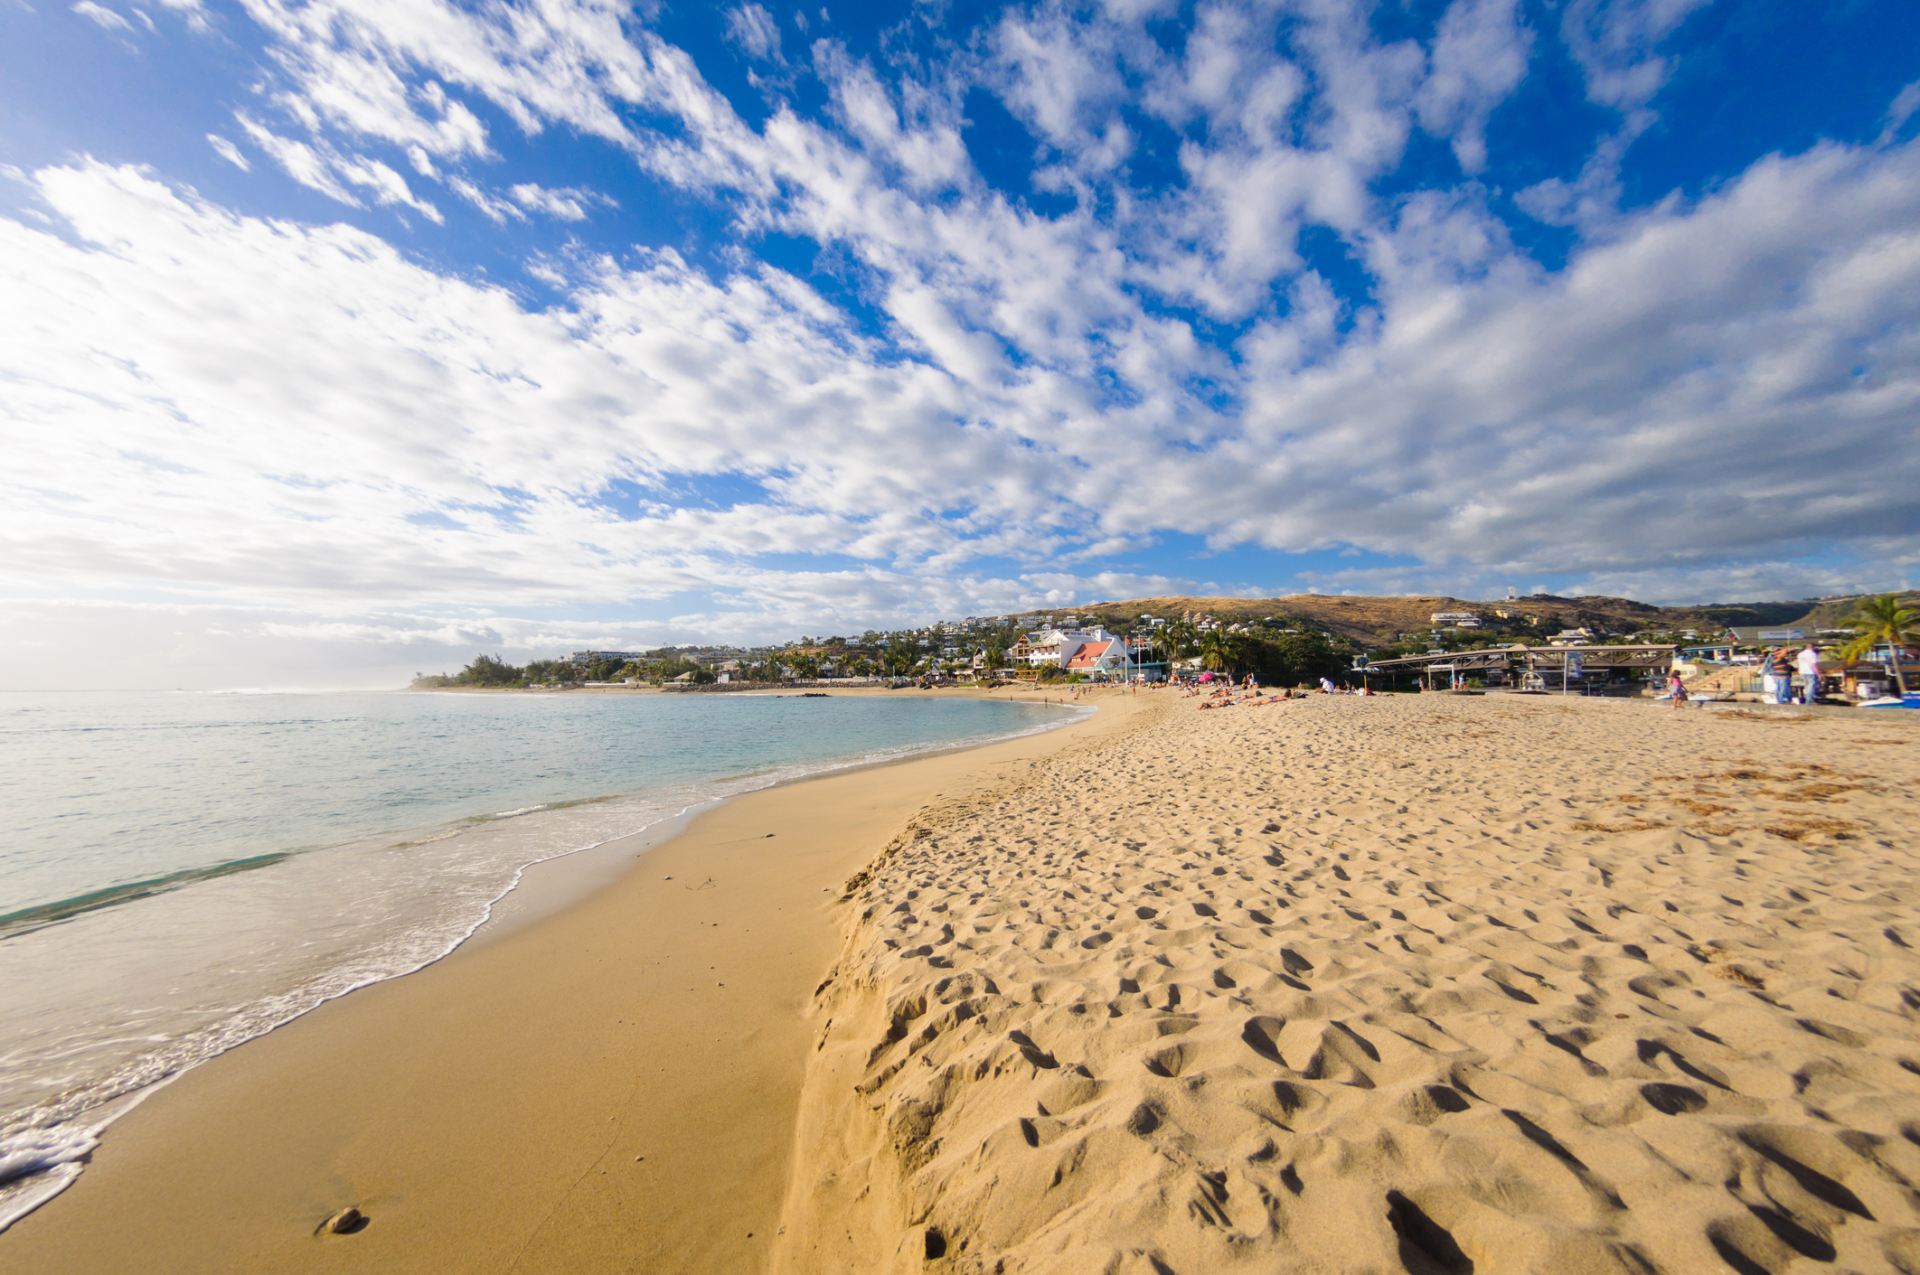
[1796,644,1822,705]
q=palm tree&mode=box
[1840,593,1917,695]
[1163,619,1197,662]
[1199,628,1238,676]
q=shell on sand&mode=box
[776,693,1920,1274]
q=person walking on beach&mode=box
[1796,643,1822,704]
[1668,670,1687,708]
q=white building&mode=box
[1019,627,1125,669]
[1064,639,1132,678]
[1429,612,1483,629]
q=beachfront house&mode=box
[1063,638,1130,678]
[1020,627,1126,670]
[1018,628,1073,667]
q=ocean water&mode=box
[0,689,1076,1230]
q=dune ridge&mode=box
[776,694,1920,1273]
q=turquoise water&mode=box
[0,689,1074,1230]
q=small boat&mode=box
[1858,691,1920,710]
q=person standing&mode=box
[1796,643,1822,705]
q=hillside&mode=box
[1068,592,1837,647]
[1788,591,1920,633]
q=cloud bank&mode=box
[4,0,1917,686]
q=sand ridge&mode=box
[776,693,1920,1273]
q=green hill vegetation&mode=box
[409,590,1912,690]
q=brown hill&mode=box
[1786,591,1920,633]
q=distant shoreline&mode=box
[408,679,1031,695]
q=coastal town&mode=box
[415,589,1919,708]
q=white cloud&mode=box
[235,114,441,222]
[10,133,1919,680]
[72,2,134,35]
[1416,0,1531,173]
[506,182,604,221]
[449,176,524,224]
[6,1,1918,687]
[237,113,362,206]
[815,46,969,194]
[233,0,770,196]
[157,0,212,33]
[1884,79,1920,144]
[991,8,1130,162]
[206,133,251,172]
[1515,129,1633,229]
[0,162,1037,620]
[1216,140,1920,577]
[337,154,443,223]
[1520,0,1711,230]
[726,3,781,61]
[1560,0,1711,113]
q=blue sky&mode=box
[2,0,1918,687]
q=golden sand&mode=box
[777,693,1920,1273]
[8,689,1920,1273]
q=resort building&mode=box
[1018,627,1126,669]
[1063,639,1126,677]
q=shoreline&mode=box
[468,691,1093,948]
[2,685,1138,1271]
[0,687,1089,1232]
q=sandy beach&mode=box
[9,689,1920,1273]
[776,692,1920,1273]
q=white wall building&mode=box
[1064,638,1132,678]
[1019,627,1125,669]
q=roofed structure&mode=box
[1359,644,1675,680]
